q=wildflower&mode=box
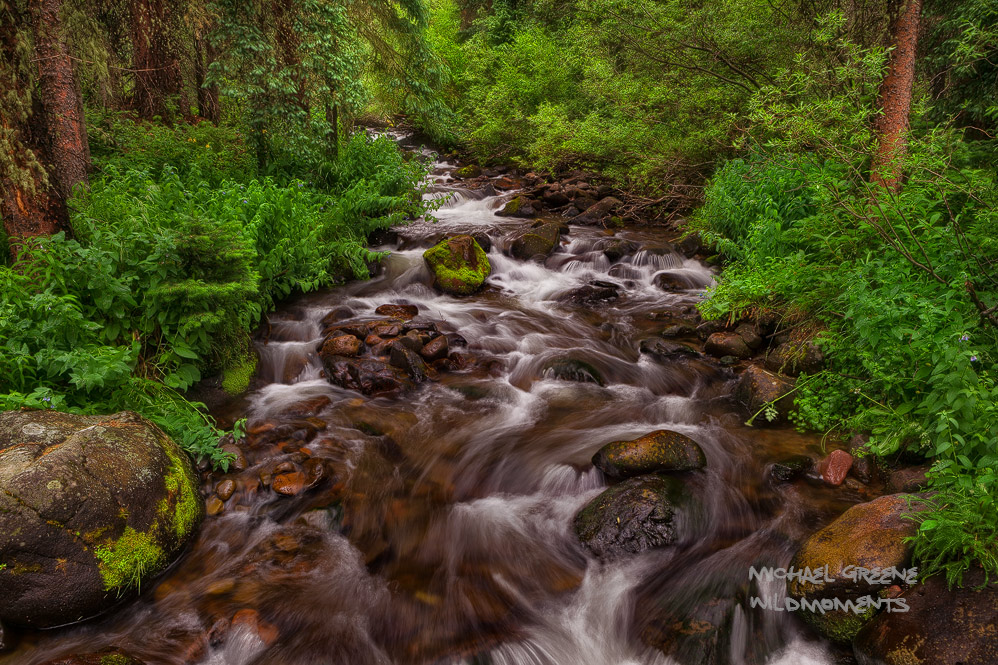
[961,334,970,341]
[42,397,50,402]
[242,199,248,204]
[971,355,978,362]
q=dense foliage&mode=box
[0,116,430,467]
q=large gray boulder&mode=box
[0,410,203,628]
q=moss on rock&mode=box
[94,526,165,592]
[423,235,492,295]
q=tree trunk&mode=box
[871,0,922,191]
[33,0,90,201]
[272,0,308,114]
[325,103,339,159]
[130,0,183,120]
[194,31,220,123]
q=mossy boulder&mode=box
[787,494,922,644]
[593,430,707,479]
[0,410,203,628]
[423,235,492,296]
[508,221,563,261]
[496,195,537,218]
[735,365,796,425]
[853,567,998,665]
[573,474,693,559]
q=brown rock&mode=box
[319,334,362,358]
[887,466,930,493]
[375,304,419,320]
[419,335,449,361]
[593,430,707,479]
[819,449,854,486]
[215,479,236,501]
[206,495,225,516]
[272,472,305,496]
[734,366,795,424]
[704,332,752,359]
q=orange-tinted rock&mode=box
[419,335,449,361]
[272,472,305,496]
[206,495,225,516]
[215,479,236,501]
[704,332,752,359]
[593,430,707,479]
[320,334,362,358]
[231,609,279,646]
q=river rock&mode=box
[787,494,922,643]
[563,281,620,305]
[453,164,482,179]
[735,366,795,424]
[573,474,691,559]
[389,343,429,383]
[508,221,563,260]
[0,410,203,628]
[768,454,814,483]
[639,339,697,361]
[593,430,707,479]
[653,271,701,292]
[887,466,930,493]
[496,195,537,218]
[704,332,752,359]
[542,358,604,386]
[375,304,419,320]
[574,197,622,225]
[39,650,146,665]
[419,335,449,361]
[324,357,410,395]
[319,334,362,359]
[602,238,638,262]
[423,235,492,295]
[818,449,854,486]
[734,323,763,351]
[853,567,998,665]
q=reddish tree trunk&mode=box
[34,0,90,201]
[871,0,922,191]
[130,0,184,120]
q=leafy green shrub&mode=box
[0,132,430,467]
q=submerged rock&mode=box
[542,358,605,386]
[593,430,707,479]
[423,235,492,295]
[0,411,203,628]
[787,493,923,643]
[573,474,692,559]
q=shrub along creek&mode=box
[3,131,988,665]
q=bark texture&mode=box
[130,0,184,120]
[871,0,922,191]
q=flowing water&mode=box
[3,132,877,665]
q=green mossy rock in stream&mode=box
[508,220,563,260]
[423,235,492,296]
[853,567,998,665]
[0,410,203,628]
[787,493,923,644]
[593,430,707,479]
[573,474,692,559]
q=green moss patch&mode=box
[222,352,258,395]
[94,526,166,592]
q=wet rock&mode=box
[573,474,691,559]
[540,184,569,206]
[704,332,752,359]
[389,343,429,383]
[696,320,728,341]
[768,455,814,482]
[345,405,419,439]
[653,271,700,291]
[602,238,639,262]
[323,357,409,396]
[0,411,203,628]
[206,495,225,515]
[370,323,401,338]
[734,324,763,351]
[660,323,697,338]
[216,479,236,501]
[818,449,854,486]
[607,264,641,281]
[319,334,362,359]
[853,567,998,665]
[496,195,537,218]
[423,235,492,296]
[272,472,305,496]
[574,197,622,225]
[734,366,796,424]
[677,233,704,257]
[887,466,930,493]
[639,339,698,360]
[283,395,332,417]
[542,358,604,386]
[508,221,563,261]
[419,335,449,361]
[319,307,354,327]
[494,175,523,191]
[375,304,419,320]
[563,282,620,305]
[593,430,707,479]
[764,340,825,376]
[453,164,482,179]
[446,332,468,348]
[221,443,248,472]
[787,494,923,643]
[470,232,493,253]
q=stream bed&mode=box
[3,132,873,665]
